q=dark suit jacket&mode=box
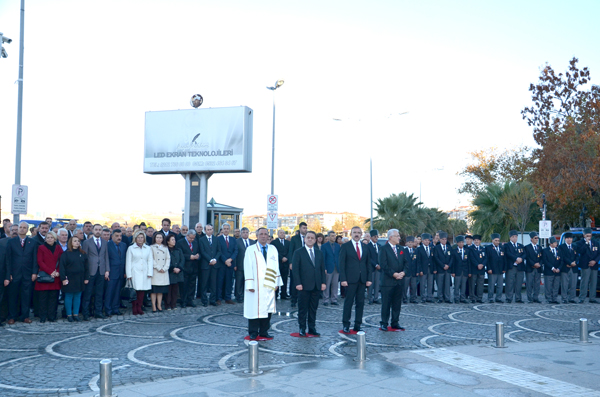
[217,235,238,269]
[271,238,289,266]
[415,245,433,274]
[379,243,407,287]
[468,244,487,275]
[288,233,304,265]
[576,239,600,270]
[339,240,371,284]
[236,238,256,271]
[504,241,526,271]
[542,247,561,275]
[6,237,38,282]
[432,243,453,273]
[34,233,45,246]
[107,240,128,276]
[321,242,340,273]
[558,243,577,273]
[524,243,543,273]
[485,244,505,274]
[0,237,12,281]
[451,246,469,276]
[403,246,419,277]
[176,237,200,273]
[82,236,110,277]
[367,242,380,270]
[292,246,326,291]
[198,235,221,270]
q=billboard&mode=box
[144,106,253,174]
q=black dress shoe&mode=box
[40,318,46,323]
[379,325,388,331]
[323,302,330,306]
[249,333,258,340]
[95,314,107,319]
[67,316,74,323]
[353,327,362,333]
[259,333,273,339]
[505,300,512,304]
[299,329,307,337]
[515,300,524,303]
[579,300,585,304]
[291,303,297,308]
[373,300,381,304]
[188,302,197,308]
[308,329,320,336]
[342,326,350,334]
[331,302,339,306]
[202,303,208,307]
[590,300,598,304]
[83,315,90,321]
[180,303,187,308]
[390,324,405,331]
[209,302,217,306]
[436,299,443,303]
[114,311,123,316]
[73,316,81,322]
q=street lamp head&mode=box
[267,79,285,91]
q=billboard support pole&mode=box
[198,172,208,227]
[183,173,191,228]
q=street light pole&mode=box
[266,79,284,236]
[370,157,373,228]
[14,0,25,224]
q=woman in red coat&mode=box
[35,230,63,322]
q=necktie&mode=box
[226,236,229,248]
[188,241,192,250]
[374,243,378,253]
[310,248,315,265]
[245,240,248,248]
[568,245,572,251]
[209,237,212,246]
[356,242,361,260]
[461,249,464,260]
[443,245,446,253]
[21,238,24,247]
[552,248,556,257]
[262,245,267,261]
[96,239,100,250]
[302,236,305,246]
[392,245,398,258]
[426,246,430,257]
[280,239,284,245]
[496,246,500,255]
[534,245,537,253]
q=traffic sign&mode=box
[539,220,552,239]
[267,194,278,211]
[11,184,28,215]
[267,211,278,229]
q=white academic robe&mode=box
[243,243,283,319]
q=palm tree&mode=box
[470,181,516,241]
[371,193,422,236]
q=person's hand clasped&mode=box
[296,285,303,291]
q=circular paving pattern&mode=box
[0,298,598,395]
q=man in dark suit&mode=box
[451,236,469,303]
[34,221,50,245]
[271,230,290,300]
[503,230,526,303]
[82,221,93,240]
[288,222,308,308]
[339,226,372,333]
[576,227,599,303]
[321,230,341,306]
[81,224,111,320]
[378,229,407,331]
[5,222,38,324]
[66,219,78,239]
[486,233,506,303]
[176,229,200,307]
[524,232,543,303]
[292,231,326,336]
[145,227,155,245]
[403,236,419,304]
[542,237,561,304]
[235,227,255,303]
[468,235,487,303]
[217,223,238,304]
[416,233,434,303]
[105,229,127,316]
[558,232,578,303]
[198,224,220,306]
[432,231,453,303]
[195,223,206,239]
[158,218,172,239]
[366,230,382,304]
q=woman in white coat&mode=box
[150,233,170,313]
[126,230,153,315]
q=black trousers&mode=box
[279,262,289,298]
[342,282,366,329]
[234,267,245,301]
[183,269,198,304]
[8,278,32,321]
[195,263,202,298]
[248,313,272,336]
[200,266,218,304]
[38,290,59,321]
[82,273,105,317]
[380,284,402,327]
[298,289,320,331]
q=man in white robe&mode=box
[244,227,282,339]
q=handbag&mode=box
[120,279,137,302]
[37,261,59,283]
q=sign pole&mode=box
[13,0,25,224]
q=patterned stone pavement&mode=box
[0,297,599,396]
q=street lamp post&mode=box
[266,79,284,235]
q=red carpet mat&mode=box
[244,335,273,341]
[290,332,320,338]
[339,330,359,335]
[385,326,404,332]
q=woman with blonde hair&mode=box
[150,233,170,312]
[126,230,153,315]
[35,231,63,323]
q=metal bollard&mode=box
[580,318,590,343]
[494,322,506,348]
[244,341,263,375]
[354,331,369,361]
[94,359,117,397]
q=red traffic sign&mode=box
[267,194,278,211]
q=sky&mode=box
[0,0,599,222]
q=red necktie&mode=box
[188,241,192,250]
[356,242,361,260]
[21,239,25,247]
[226,236,229,248]
[392,245,398,258]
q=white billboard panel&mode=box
[144,106,253,174]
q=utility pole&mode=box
[13,0,25,224]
